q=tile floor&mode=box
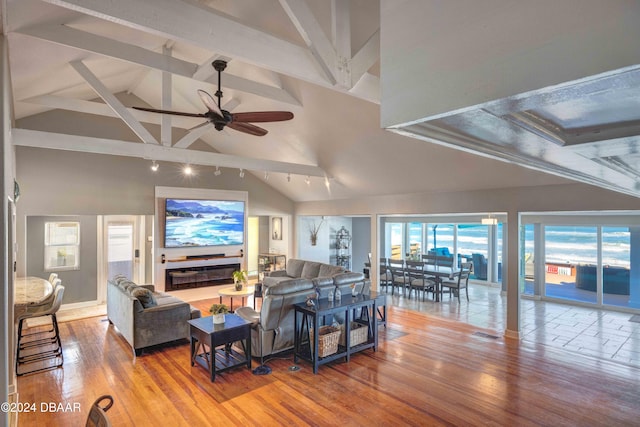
[387,282,640,369]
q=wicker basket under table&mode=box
[310,325,341,357]
[339,322,368,347]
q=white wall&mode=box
[298,216,329,262]
[380,0,640,127]
[297,216,355,268]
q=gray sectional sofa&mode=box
[107,275,201,356]
[263,258,364,296]
[237,259,365,359]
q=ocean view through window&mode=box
[522,222,637,310]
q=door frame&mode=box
[97,215,146,303]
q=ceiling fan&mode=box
[132,60,293,136]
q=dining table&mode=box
[422,265,460,302]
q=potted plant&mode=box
[209,303,229,324]
[232,270,248,291]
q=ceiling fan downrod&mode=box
[212,59,227,108]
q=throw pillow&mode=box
[301,262,321,279]
[130,287,157,309]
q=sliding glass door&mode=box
[522,221,637,310]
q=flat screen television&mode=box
[164,198,245,248]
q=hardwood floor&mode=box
[16,297,640,426]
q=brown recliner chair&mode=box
[236,280,315,360]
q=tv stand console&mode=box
[165,263,240,291]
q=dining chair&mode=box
[405,260,435,300]
[379,258,392,292]
[48,273,58,284]
[387,259,409,296]
[422,254,437,266]
[86,395,114,427]
[16,285,65,375]
[441,262,472,302]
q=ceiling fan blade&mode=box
[132,106,206,118]
[232,111,294,123]
[227,121,268,136]
[197,89,222,116]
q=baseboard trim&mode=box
[504,329,521,340]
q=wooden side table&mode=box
[188,314,251,382]
[217,285,255,311]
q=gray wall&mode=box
[15,146,295,283]
[26,215,98,304]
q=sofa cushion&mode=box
[286,259,305,278]
[266,279,314,296]
[263,275,292,288]
[301,261,321,279]
[319,264,344,277]
[333,271,365,286]
[130,287,157,309]
[312,276,334,287]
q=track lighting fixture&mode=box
[305,176,310,185]
[287,173,291,182]
[239,168,245,178]
[264,171,269,180]
[150,160,159,172]
[214,166,221,176]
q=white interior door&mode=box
[98,216,145,302]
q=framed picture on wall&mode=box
[272,217,283,240]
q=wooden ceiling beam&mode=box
[13,128,328,177]
[70,60,160,144]
[19,23,301,107]
[41,0,330,85]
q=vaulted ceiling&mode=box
[4,0,601,202]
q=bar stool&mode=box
[16,285,65,376]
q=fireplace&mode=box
[164,263,239,291]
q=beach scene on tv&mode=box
[165,199,245,248]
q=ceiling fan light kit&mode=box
[132,60,293,136]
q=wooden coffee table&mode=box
[218,285,255,311]
[188,314,251,382]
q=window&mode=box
[45,221,80,271]
[408,223,423,258]
[521,220,637,310]
[545,226,597,303]
[458,224,489,280]
[388,223,403,259]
